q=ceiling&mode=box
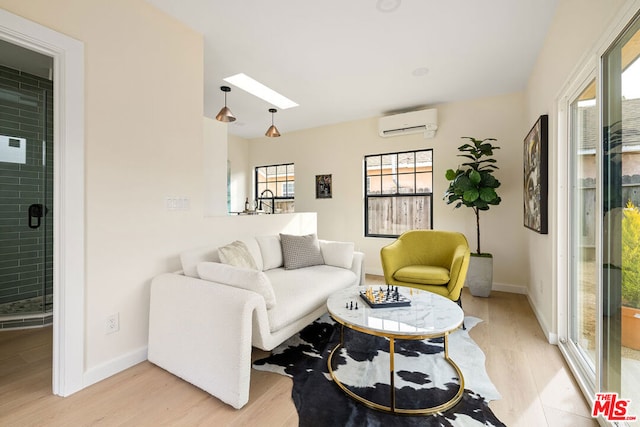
[147,0,559,139]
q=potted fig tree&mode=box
[444,137,502,297]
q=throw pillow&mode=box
[280,233,325,270]
[197,262,276,309]
[255,235,283,270]
[319,240,355,269]
[218,240,258,270]
[180,246,220,278]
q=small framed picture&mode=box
[316,174,332,199]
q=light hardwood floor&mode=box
[0,282,596,427]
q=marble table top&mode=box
[327,286,463,338]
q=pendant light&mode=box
[215,86,236,122]
[265,108,281,137]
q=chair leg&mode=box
[456,296,466,330]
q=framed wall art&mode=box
[523,114,548,234]
[316,174,332,199]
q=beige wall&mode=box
[248,92,529,291]
[0,0,234,380]
[525,0,628,337]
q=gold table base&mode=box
[327,324,465,415]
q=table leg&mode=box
[444,331,449,359]
[327,324,464,415]
[390,337,395,412]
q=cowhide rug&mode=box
[253,315,504,427]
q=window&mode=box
[364,149,433,237]
[255,163,295,213]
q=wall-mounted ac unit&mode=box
[378,108,438,138]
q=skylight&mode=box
[223,73,299,110]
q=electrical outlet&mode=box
[105,313,119,334]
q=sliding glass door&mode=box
[562,11,640,424]
[602,15,640,417]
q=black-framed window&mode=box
[255,163,295,213]
[364,149,433,237]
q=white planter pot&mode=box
[466,255,493,297]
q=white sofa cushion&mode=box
[197,262,276,309]
[264,265,357,332]
[181,239,263,277]
[319,240,355,269]
[218,241,258,270]
[255,235,283,271]
[280,233,324,270]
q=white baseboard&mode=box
[526,294,557,344]
[491,281,528,295]
[83,345,148,388]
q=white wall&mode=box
[4,0,632,390]
[248,92,529,292]
[0,0,271,389]
[525,0,628,339]
[203,117,228,216]
[228,133,250,213]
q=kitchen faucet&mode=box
[258,189,275,214]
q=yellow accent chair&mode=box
[380,230,471,303]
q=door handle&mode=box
[28,203,45,229]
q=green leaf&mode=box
[480,173,499,188]
[469,170,481,185]
[479,187,498,202]
[445,169,457,180]
[463,189,479,202]
[461,161,478,167]
[479,143,499,155]
[455,174,473,191]
[478,164,499,171]
[475,199,489,209]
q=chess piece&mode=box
[350,301,353,310]
[346,302,349,309]
[355,302,358,310]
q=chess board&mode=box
[359,287,411,308]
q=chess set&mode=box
[359,285,411,308]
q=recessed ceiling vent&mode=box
[378,108,438,138]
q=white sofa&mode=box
[148,233,364,409]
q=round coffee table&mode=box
[326,285,464,415]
